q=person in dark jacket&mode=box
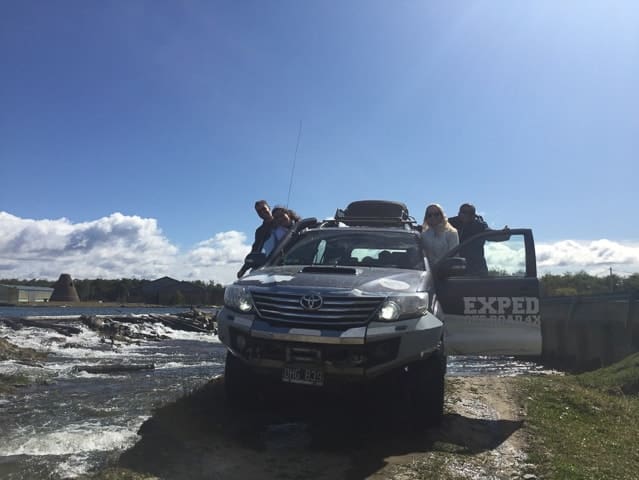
[448,203,489,275]
[237,200,274,278]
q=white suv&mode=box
[217,201,541,426]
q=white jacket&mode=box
[421,226,459,266]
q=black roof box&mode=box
[333,200,418,229]
[344,200,409,219]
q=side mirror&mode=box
[244,253,267,270]
[436,257,466,278]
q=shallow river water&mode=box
[0,308,545,479]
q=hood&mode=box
[237,265,426,294]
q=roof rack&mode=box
[327,200,420,230]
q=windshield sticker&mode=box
[463,296,540,325]
[377,278,411,290]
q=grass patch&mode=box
[517,353,639,479]
[576,353,639,395]
[389,453,465,480]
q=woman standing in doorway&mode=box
[421,203,459,267]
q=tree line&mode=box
[540,271,639,297]
[0,278,226,305]
[2,271,638,304]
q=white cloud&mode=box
[184,231,251,282]
[0,211,249,285]
[537,239,639,276]
[1,212,638,286]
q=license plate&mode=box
[282,366,324,386]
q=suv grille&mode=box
[252,291,384,328]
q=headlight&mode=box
[378,301,400,321]
[224,285,254,313]
[377,292,429,322]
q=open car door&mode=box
[434,228,542,356]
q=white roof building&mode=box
[0,284,54,304]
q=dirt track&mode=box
[114,375,537,480]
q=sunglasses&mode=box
[427,212,442,219]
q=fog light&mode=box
[371,343,390,359]
[349,353,366,366]
[367,338,400,366]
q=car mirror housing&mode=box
[245,252,267,270]
[437,257,467,278]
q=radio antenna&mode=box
[286,120,303,208]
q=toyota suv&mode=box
[217,200,541,425]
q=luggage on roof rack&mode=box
[333,200,418,229]
[345,200,408,218]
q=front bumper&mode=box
[217,307,443,381]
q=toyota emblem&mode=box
[300,293,323,310]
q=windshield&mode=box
[270,229,425,270]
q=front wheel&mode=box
[224,350,256,407]
[409,349,446,427]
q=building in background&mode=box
[0,284,54,304]
[140,276,206,305]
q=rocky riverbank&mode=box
[0,309,217,394]
[0,337,48,393]
[0,336,47,363]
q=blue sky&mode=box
[1,1,638,284]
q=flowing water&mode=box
[0,307,545,479]
[0,307,226,479]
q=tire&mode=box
[224,350,255,407]
[410,349,446,427]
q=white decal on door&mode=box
[463,296,540,325]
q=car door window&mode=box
[447,230,529,278]
[485,235,526,277]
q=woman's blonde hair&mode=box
[422,203,455,232]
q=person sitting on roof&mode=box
[263,206,301,255]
